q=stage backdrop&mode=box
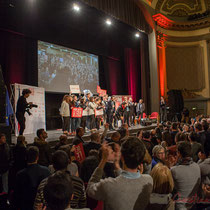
[14,83,45,140]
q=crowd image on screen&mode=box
[38,41,99,93]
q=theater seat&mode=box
[150,112,158,119]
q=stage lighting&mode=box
[73,3,80,12]
[135,33,140,38]
[106,19,112,26]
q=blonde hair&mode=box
[150,163,174,194]
[62,95,69,102]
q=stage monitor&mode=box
[38,41,99,93]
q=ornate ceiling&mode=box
[143,0,210,17]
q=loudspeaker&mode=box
[167,90,184,113]
[0,123,11,144]
[0,65,6,124]
[140,119,153,126]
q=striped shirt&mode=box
[34,171,86,209]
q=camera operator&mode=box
[16,89,35,135]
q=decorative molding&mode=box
[155,0,207,17]
[153,13,210,31]
[156,31,167,48]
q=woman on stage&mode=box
[60,95,70,135]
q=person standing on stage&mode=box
[60,95,70,135]
[16,89,32,135]
[107,96,116,130]
[160,96,167,123]
[136,99,145,119]
[123,98,130,127]
[88,97,97,130]
[129,97,136,126]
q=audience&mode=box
[0,133,10,194]
[0,115,209,210]
[13,146,50,210]
[151,145,166,169]
[34,129,52,167]
[34,150,86,209]
[72,127,85,146]
[54,134,68,150]
[171,141,201,210]
[87,137,153,210]
[146,163,174,210]
[43,171,90,210]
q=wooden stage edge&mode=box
[11,123,158,146]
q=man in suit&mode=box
[136,99,145,119]
[107,96,116,130]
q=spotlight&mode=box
[73,3,80,12]
[135,33,140,38]
[106,19,112,26]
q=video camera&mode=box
[26,103,38,115]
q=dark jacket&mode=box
[33,138,52,167]
[13,143,27,172]
[73,135,85,146]
[83,142,101,157]
[0,143,11,174]
[14,164,50,210]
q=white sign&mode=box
[14,84,46,142]
[70,85,80,94]
[95,109,104,116]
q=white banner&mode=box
[70,85,80,94]
[95,109,104,116]
[14,84,46,141]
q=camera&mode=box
[31,104,38,108]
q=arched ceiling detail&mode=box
[142,0,209,17]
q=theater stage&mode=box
[11,123,158,146]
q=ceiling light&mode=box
[73,4,80,12]
[106,19,112,25]
[135,33,140,38]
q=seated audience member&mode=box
[170,122,178,145]
[118,127,128,144]
[161,130,172,147]
[43,171,90,210]
[194,122,206,147]
[87,137,153,210]
[80,156,100,209]
[188,132,203,162]
[0,133,11,194]
[201,119,210,140]
[150,129,159,146]
[137,130,143,140]
[13,146,50,210]
[34,150,86,209]
[167,132,187,155]
[142,131,154,155]
[49,145,78,177]
[83,132,101,157]
[151,145,166,169]
[146,163,174,210]
[34,129,52,167]
[182,124,190,134]
[72,127,85,146]
[54,135,68,150]
[13,135,27,173]
[105,131,121,144]
[171,141,201,210]
[198,144,210,185]
[98,142,118,178]
[142,149,152,175]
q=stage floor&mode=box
[11,123,158,146]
